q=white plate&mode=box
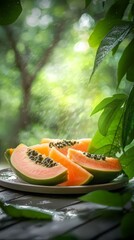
[0,168,128,195]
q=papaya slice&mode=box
[44,138,92,155]
[9,148,14,155]
[8,138,92,157]
[68,149,122,183]
[7,143,50,157]
[5,144,68,186]
[49,147,93,186]
[41,138,60,143]
[30,143,50,156]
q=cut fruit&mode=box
[30,143,50,156]
[9,138,92,157]
[5,144,67,185]
[47,138,92,155]
[41,138,60,144]
[68,149,122,183]
[49,147,93,186]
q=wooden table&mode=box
[0,169,134,240]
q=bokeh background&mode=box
[0,0,120,162]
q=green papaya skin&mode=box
[4,144,68,186]
[68,149,122,184]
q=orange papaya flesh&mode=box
[8,138,92,157]
[68,149,122,184]
[41,138,60,144]
[8,144,68,185]
[49,147,93,186]
[9,148,14,155]
[45,138,92,155]
[30,143,50,156]
[8,143,50,157]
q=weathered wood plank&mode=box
[0,211,101,240]
[0,202,104,239]
[0,189,24,202]
[0,179,133,239]
[0,187,5,191]
[58,210,122,240]
[96,226,122,240]
[9,194,80,210]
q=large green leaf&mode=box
[0,200,53,220]
[0,0,22,25]
[106,0,129,19]
[98,104,121,136]
[122,86,134,148]
[90,22,133,80]
[89,130,120,156]
[79,190,132,208]
[131,3,134,17]
[120,146,134,179]
[118,38,134,85]
[89,0,129,49]
[85,0,92,9]
[89,18,122,48]
[91,94,126,136]
[88,108,123,156]
[91,94,127,116]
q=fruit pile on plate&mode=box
[5,138,122,186]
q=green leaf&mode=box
[106,0,129,19]
[91,94,126,136]
[98,104,121,136]
[131,3,134,17]
[91,94,127,116]
[89,18,122,48]
[89,108,123,156]
[88,130,120,156]
[79,190,132,208]
[126,63,134,82]
[0,0,22,25]
[85,0,92,9]
[121,212,134,238]
[122,86,134,148]
[120,146,134,179]
[0,200,53,220]
[90,22,133,80]
[112,42,120,55]
[118,38,134,85]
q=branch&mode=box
[32,20,67,80]
[4,26,33,89]
[4,20,67,85]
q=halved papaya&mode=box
[7,143,50,157]
[68,149,122,183]
[49,147,93,186]
[5,144,68,185]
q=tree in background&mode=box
[2,1,80,145]
[2,0,134,177]
[0,0,116,159]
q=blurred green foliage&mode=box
[0,0,118,162]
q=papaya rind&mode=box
[10,165,67,185]
[73,162,122,184]
[4,148,68,186]
[4,149,11,165]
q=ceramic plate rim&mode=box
[0,168,128,195]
